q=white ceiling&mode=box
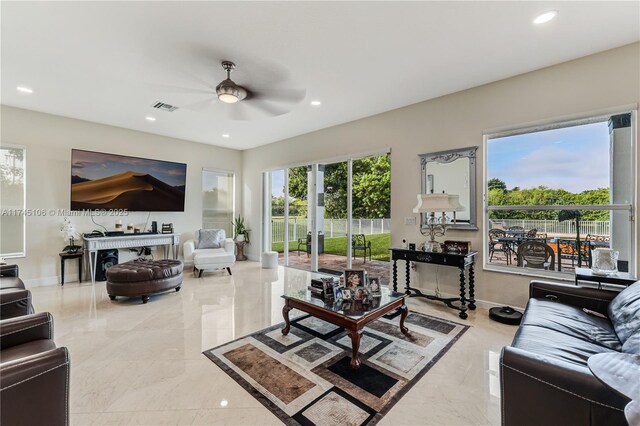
[2,2,639,150]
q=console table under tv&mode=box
[390,248,478,319]
[83,233,180,285]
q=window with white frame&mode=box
[202,169,234,236]
[484,112,635,277]
[1,145,26,257]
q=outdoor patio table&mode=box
[550,238,609,271]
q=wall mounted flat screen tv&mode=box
[70,149,187,211]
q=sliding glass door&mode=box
[263,152,391,283]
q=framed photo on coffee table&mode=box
[368,276,382,297]
[344,269,365,290]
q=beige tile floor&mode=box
[29,262,517,425]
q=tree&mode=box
[488,178,507,191]
[285,154,391,219]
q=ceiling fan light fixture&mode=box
[216,61,247,104]
[216,79,247,104]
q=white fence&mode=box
[489,219,610,236]
[272,218,390,243]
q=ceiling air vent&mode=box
[152,102,178,112]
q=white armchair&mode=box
[183,229,235,277]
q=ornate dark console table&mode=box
[390,248,478,319]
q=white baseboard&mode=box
[246,254,260,262]
[23,273,82,288]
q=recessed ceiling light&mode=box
[16,86,33,94]
[145,116,156,122]
[310,100,321,106]
[222,133,230,138]
[533,10,557,25]
[220,400,228,408]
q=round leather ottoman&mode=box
[106,259,183,304]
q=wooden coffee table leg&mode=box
[346,328,363,369]
[282,301,292,335]
[400,303,409,335]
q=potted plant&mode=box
[60,217,82,253]
[231,215,250,244]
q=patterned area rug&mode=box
[203,311,468,426]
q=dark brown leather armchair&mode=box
[0,264,35,320]
[501,280,640,426]
[1,312,70,426]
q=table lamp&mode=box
[413,192,462,252]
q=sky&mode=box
[271,170,285,197]
[488,121,610,193]
[72,150,187,187]
[268,122,610,198]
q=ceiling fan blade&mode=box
[244,99,290,117]
[227,103,252,121]
[247,87,306,104]
[148,83,213,95]
[181,97,216,111]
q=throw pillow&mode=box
[196,229,225,249]
[608,281,640,344]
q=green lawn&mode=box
[272,233,391,262]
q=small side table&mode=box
[59,252,83,285]
[588,353,640,425]
[235,241,247,261]
[575,268,637,288]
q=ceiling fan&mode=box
[216,61,247,104]
[155,60,306,121]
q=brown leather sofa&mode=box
[501,280,640,426]
[0,312,70,426]
[0,264,35,320]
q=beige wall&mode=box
[242,43,640,308]
[0,106,243,286]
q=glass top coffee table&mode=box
[281,287,409,369]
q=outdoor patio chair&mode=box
[297,232,311,257]
[351,234,372,263]
[517,241,555,270]
[488,229,511,265]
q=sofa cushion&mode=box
[608,281,640,344]
[196,229,225,249]
[512,324,615,368]
[0,277,26,290]
[523,298,622,351]
[622,330,640,354]
[0,339,56,364]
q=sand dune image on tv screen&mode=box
[71,171,185,211]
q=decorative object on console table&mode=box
[59,217,81,253]
[413,192,463,252]
[162,223,173,234]
[443,240,471,254]
[591,248,619,275]
[390,248,477,319]
[234,240,247,261]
